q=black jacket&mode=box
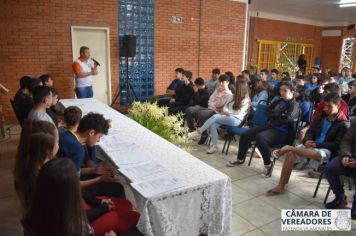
[304,111,348,156]
[174,82,195,106]
[189,87,210,107]
[348,96,356,117]
[265,97,299,126]
[265,97,300,145]
[13,90,34,124]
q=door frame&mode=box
[71,25,112,104]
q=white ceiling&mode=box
[249,0,356,26]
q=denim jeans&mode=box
[237,125,288,165]
[75,86,93,98]
[200,114,242,148]
[324,157,356,202]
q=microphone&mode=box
[91,58,101,66]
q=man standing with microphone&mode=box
[72,46,99,98]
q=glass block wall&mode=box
[118,0,155,105]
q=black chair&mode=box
[248,108,302,167]
[313,166,353,203]
[220,101,268,156]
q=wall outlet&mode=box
[171,16,182,24]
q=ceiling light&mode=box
[339,3,356,7]
[339,0,356,3]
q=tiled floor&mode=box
[0,126,355,235]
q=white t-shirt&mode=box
[28,109,55,125]
[74,58,94,88]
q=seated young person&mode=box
[205,68,220,95]
[309,76,329,108]
[306,73,321,93]
[166,70,195,115]
[13,76,32,107]
[281,72,291,82]
[338,67,355,95]
[186,74,233,144]
[324,119,356,219]
[13,77,41,125]
[250,80,268,110]
[266,93,348,195]
[311,83,349,123]
[14,120,58,214]
[268,69,281,90]
[188,77,210,108]
[259,68,269,82]
[346,80,356,118]
[225,71,236,94]
[295,85,312,123]
[64,105,101,165]
[22,158,140,236]
[58,112,125,198]
[190,80,250,154]
[227,82,300,177]
[46,88,60,126]
[151,68,184,103]
[39,74,54,87]
[28,86,55,125]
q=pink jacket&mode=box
[208,89,233,112]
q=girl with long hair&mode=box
[190,80,251,154]
[22,158,94,236]
[251,80,268,110]
[14,120,58,213]
[14,120,141,236]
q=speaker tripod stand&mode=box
[111,57,138,107]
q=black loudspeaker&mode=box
[120,35,136,57]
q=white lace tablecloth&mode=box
[60,98,232,236]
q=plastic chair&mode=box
[247,108,302,168]
[297,100,313,132]
[221,101,268,155]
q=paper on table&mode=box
[130,174,186,198]
[118,161,166,182]
[108,149,152,167]
[99,135,138,152]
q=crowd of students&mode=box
[12,76,142,235]
[10,65,356,234]
[154,66,356,219]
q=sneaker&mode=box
[261,162,274,178]
[272,149,281,159]
[307,169,323,179]
[325,196,347,209]
[188,130,200,140]
[207,146,218,154]
[226,159,244,167]
[198,135,208,145]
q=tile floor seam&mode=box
[240,228,267,236]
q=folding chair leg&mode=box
[225,139,231,155]
[323,187,331,204]
[222,139,228,154]
[313,172,324,198]
[248,144,256,166]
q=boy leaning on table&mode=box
[58,109,125,198]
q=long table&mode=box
[60,98,232,236]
